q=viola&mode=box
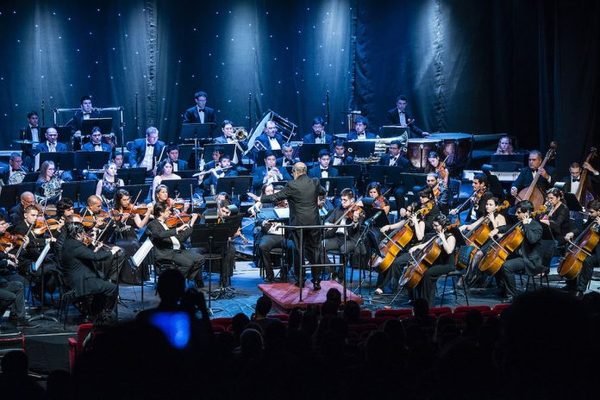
[165,214,192,228]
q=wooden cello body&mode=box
[558,222,600,280]
[516,142,557,209]
[575,147,597,207]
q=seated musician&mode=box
[375,202,425,295]
[510,150,554,200]
[128,126,166,174]
[152,184,190,214]
[357,182,391,215]
[61,215,121,321]
[113,189,152,284]
[409,214,457,306]
[424,172,450,215]
[450,173,493,223]
[347,116,377,140]
[252,151,291,191]
[277,143,300,168]
[68,95,101,149]
[0,216,28,325]
[203,146,224,171]
[113,150,124,169]
[424,151,449,187]
[249,183,274,217]
[35,127,68,154]
[214,198,239,287]
[203,154,239,195]
[562,161,600,207]
[81,126,112,152]
[0,152,29,186]
[323,188,364,283]
[95,162,124,204]
[330,139,354,166]
[495,135,515,155]
[562,200,600,297]
[146,203,204,288]
[539,188,570,245]
[254,120,284,153]
[379,140,410,169]
[461,196,508,287]
[256,193,293,283]
[494,200,544,302]
[318,194,335,219]
[308,149,339,179]
[9,191,36,227]
[35,161,64,205]
[214,120,247,165]
[302,116,333,145]
[165,145,188,172]
[151,160,181,199]
[386,95,429,138]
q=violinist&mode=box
[113,189,152,284]
[424,151,449,187]
[409,214,457,306]
[53,198,76,263]
[562,200,600,297]
[450,174,492,223]
[146,202,205,288]
[375,202,425,295]
[61,215,121,322]
[510,150,554,199]
[425,172,450,214]
[322,189,364,283]
[151,160,181,200]
[81,195,110,234]
[539,188,570,244]
[364,182,390,215]
[9,191,36,227]
[153,184,190,214]
[0,216,28,327]
[494,200,544,302]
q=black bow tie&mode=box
[147,143,155,147]
[572,178,580,182]
[334,156,343,159]
[198,108,205,112]
[321,168,328,171]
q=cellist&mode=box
[495,200,544,302]
[562,200,600,297]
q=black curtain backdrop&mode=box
[0,0,598,172]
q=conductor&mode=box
[248,162,325,290]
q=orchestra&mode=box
[1,95,600,326]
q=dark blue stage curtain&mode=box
[0,0,598,172]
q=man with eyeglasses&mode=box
[510,150,554,199]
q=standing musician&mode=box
[61,215,120,321]
[562,200,600,297]
[375,203,426,295]
[248,162,326,290]
[214,198,241,287]
[68,95,102,150]
[183,90,216,124]
[214,120,248,165]
[81,126,112,152]
[19,111,41,170]
[112,189,152,284]
[510,150,554,200]
[386,95,430,138]
[330,140,354,166]
[494,200,544,302]
[347,116,377,140]
[308,149,339,179]
[277,143,300,167]
[302,116,333,145]
[539,188,570,244]
[424,151,449,187]
[322,188,365,283]
[53,198,76,264]
[562,161,599,206]
[95,162,124,204]
[252,151,292,191]
[146,203,204,288]
[255,194,293,283]
[450,173,493,223]
[128,127,166,175]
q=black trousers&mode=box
[414,263,455,307]
[566,255,598,292]
[323,234,356,277]
[155,248,205,282]
[0,280,25,318]
[376,251,411,291]
[495,257,544,297]
[258,234,294,280]
[291,229,324,282]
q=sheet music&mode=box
[131,238,154,267]
[33,242,51,272]
[274,208,290,219]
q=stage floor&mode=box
[258,281,363,311]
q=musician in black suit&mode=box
[255,200,294,282]
[146,203,204,288]
[60,215,120,319]
[81,127,112,152]
[277,143,300,167]
[302,116,333,145]
[203,154,239,194]
[252,151,292,191]
[165,144,188,172]
[213,120,247,165]
[562,161,600,204]
[248,162,326,290]
[346,116,377,140]
[254,120,285,153]
[128,126,166,172]
[386,95,429,138]
[9,192,36,227]
[308,149,339,179]
[563,200,600,297]
[0,153,29,186]
[183,90,216,124]
[495,200,545,301]
[330,139,354,166]
[69,95,102,150]
[450,174,493,223]
[510,150,555,199]
[35,127,69,153]
[378,140,410,169]
[19,111,41,169]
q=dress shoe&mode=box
[312,280,321,291]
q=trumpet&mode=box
[254,140,268,151]
[233,127,248,141]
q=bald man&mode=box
[9,191,36,227]
[249,162,326,290]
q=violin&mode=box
[165,214,192,228]
[79,232,116,251]
[0,232,24,250]
[81,211,111,228]
[33,217,62,235]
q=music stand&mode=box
[397,172,428,191]
[369,165,407,186]
[61,181,98,207]
[180,123,216,141]
[347,141,376,158]
[23,172,39,183]
[203,143,235,162]
[335,164,362,179]
[320,177,355,198]
[298,144,330,163]
[216,176,253,198]
[564,192,583,212]
[0,184,22,211]
[162,179,197,200]
[116,168,147,185]
[74,151,111,171]
[117,184,152,204]
[39,152,75,171]
[81,118,113,136]
[379,125,409,139]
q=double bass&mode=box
[575,147,597,207]
[478,205,546,276]
[516,142,557,208]
[558,216,600,280]
[399,221,459,289]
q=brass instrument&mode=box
[233,127,248,141]
[270,111,298,143]
[254,140,268,151]
[7,168,27,185]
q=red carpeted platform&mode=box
[258,281,363,310]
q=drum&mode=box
[428,133,473,169]
[406,138,441,170]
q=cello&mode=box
[372,203,432,272]
[478,205,546,276]
[516,142,557,208]
[399,221,459,289]
[575,147,597,207]
[558,215,600,280]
